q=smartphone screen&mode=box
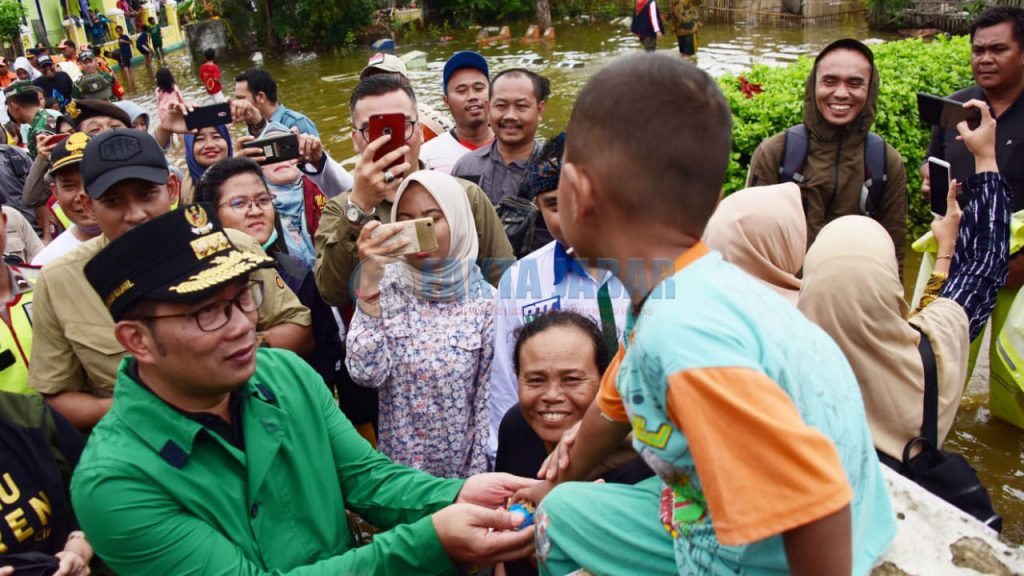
[917,93,982,131]
[184,103,232,131]
[368,113,408,170]
[369,217,438,256]
[928,157,951,216]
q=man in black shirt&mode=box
[32,55,73,109]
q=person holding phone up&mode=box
[800,99,1010,465]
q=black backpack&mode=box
[779,123,888,216]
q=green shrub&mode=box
[0,0,25,47]
[717,35,975,238]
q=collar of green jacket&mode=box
[802,51,880,143]
[110,357,282,467]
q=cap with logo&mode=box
[360,53,408,80]
[66,99,132,132]
[84,203,274,321]
[81,128,168,199]
[79,50,95,62]
[49,132,91,175]
[3,81,37,99]
[37,55,54,68]
[442,51,489,94]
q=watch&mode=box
[345,198,374,226]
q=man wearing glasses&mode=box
[314,74,514,310]
[29,129,312,432]
[70,204,538,574]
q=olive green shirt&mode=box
[314,177,515,308]
[29,228,311,397]
[71,350,463,575]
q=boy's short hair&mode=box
[490,68,550,102]
[204,48,216,61]
[566,54,731,236]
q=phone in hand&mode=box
[917,93,982,131]
[44,133,69,147]
[184,102,231,131]
[368,113,408,170]
[369,217,438,257]
[928,157,951,216]
[241,133,300,165]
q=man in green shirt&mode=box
[72,198,536,573]
[4,81,56,158]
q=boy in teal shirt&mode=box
[525,54,895,575]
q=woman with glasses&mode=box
[197,157,343,391]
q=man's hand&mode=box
[229,98,263,126]
[36,133,58,161]
[349,134,411,212]
[456,473,539,509]
[956,99,998,174]
[53,550,90,576]
[432,504,535,565]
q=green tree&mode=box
[0,0,25,52]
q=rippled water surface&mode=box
[122,17,1024,543]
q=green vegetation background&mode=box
[717,35,975,238]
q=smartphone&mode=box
[917,93,982,131]
[368,113,407,170]
[184,102,231,131]
[241,132,300,165]
[45,133,69,147]
[928,157,951,216]
[369,217,438,257]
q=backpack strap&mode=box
[913,326,940,445]
[779,124,809,186]
[860,131,887,216]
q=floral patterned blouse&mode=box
[346,264,494,478]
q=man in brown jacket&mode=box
[746,39,907,269]
[314,74,514,310]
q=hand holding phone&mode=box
[184,102,231,131]
[369,113,409,170]
[241,133,300,165]
[928,157,951,216]
[369,217,438,257]
[917,93,982,131]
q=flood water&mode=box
[120,16,1024,543]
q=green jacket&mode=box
[71,350,464,575]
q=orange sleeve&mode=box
[665,367,852,546]
[595,347,629,423]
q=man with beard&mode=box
[451,68,548,206]
[421,51,494,174]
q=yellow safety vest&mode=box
[0,268,36,394]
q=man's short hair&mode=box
[970,6,1024,47]
[9,89,40,107]
[238,68,278,103]
[195,157,266,206]
[348,74,417,118]
[566,54,731,236]
[490,68,550,102]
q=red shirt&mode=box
[199,62,222,95]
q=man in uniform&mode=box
[0,196,38,394]
[71,202,536,574]
[29,128,312,431]
[33,132,102,265]
[4,81,56,159]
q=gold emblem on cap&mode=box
[168,251,273,294]
[190,231,231,260]
[105,279,135,308]
[184,205,213,236]
[66,101,80,120]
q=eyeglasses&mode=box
[220,193,274,214]
[143,280,264,332]
[355,117,418,142]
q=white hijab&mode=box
[391,170,485,302]
[13,57,40,81]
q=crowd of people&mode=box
[0,4,1021,575]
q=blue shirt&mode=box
[269,103,319,137]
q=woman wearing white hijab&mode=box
[12,57,40,81]
[800,100,1009,462]
[703,182,805,305]
[347,170,494,478]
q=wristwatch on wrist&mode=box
[345,197,374,226]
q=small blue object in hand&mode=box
[509,502,535,530]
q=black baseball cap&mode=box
[82,128,168,199]
[85,203,274,321]
[37,55,54,68]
